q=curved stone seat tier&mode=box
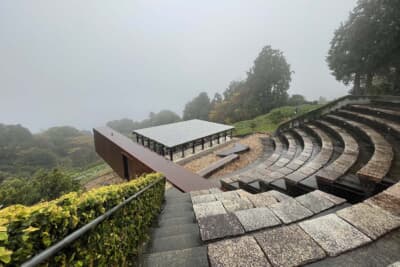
[230,134,296,187]
[340,109,400,136]
[270,132,297,168]
[262,136,284,167]
[315,120,360,183]
[257,128,314,185]
[256,132,298,173]
[326,114,393,183]
[284,124,334,184]
[350,104,400,119]
[284,128,314,170]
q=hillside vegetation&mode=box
[107,110,181,136]
[233,104,321,136]
[0,124,99,180]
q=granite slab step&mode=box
[234,207,281,232]
[305,228,400,267]
[254,224,326,266]
[270,199,314,224]
[312,203,351,219]
[198,213,245,241]
[296,191,336,213]
[208,236,271,267]
[299,214,371,256]
[336,202,400,240]
[142,246,208,267]
[146,232,202,253]
[193,201,227,219]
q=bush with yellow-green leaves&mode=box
[0,173,165,266]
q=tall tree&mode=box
[328,0,400,95]
[183,92,211,120]
[209,45,292,123]
[245,46,291,115]
[210,93,223,108]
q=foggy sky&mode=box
[0,1,357,132]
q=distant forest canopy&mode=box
[106,110,181,136]
[0,124,99,181]
[327,0,400,95]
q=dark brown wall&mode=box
[94,130,153,180]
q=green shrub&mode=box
[0,173,165,266]
[0,169,81,207]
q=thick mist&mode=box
[0,0,356,132]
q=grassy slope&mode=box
[69,162,112,185]
[233,104,321,136]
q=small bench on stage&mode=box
[197,154,239,178]
[216,143,249,157]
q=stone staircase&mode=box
[140,187,208,267]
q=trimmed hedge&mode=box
[0,173,165,266]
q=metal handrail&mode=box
[21,177,165,267]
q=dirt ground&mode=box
[84,171,125,190]
[183,133,268,178]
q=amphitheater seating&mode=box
[326,114,393,183]
[350,104,400,121]
[285,128,314,170]
[143,96,400,266]
[220,99,400,198]
[316,120,359,183]
[262,136,284,167]
[341,109,400,135]
[285,124,334,184]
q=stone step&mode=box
[142,246,208,267]
[158,216,195,227]
[161,202,193,213]
[150,223,199,239]
[145,232,202,254]
[158,209,195,220]
[240,180,262,193]
[312,203,351,219]
[164,200,192,208]
[164,187,189,197]
[164,195,191,203]
[305,227,400,267]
